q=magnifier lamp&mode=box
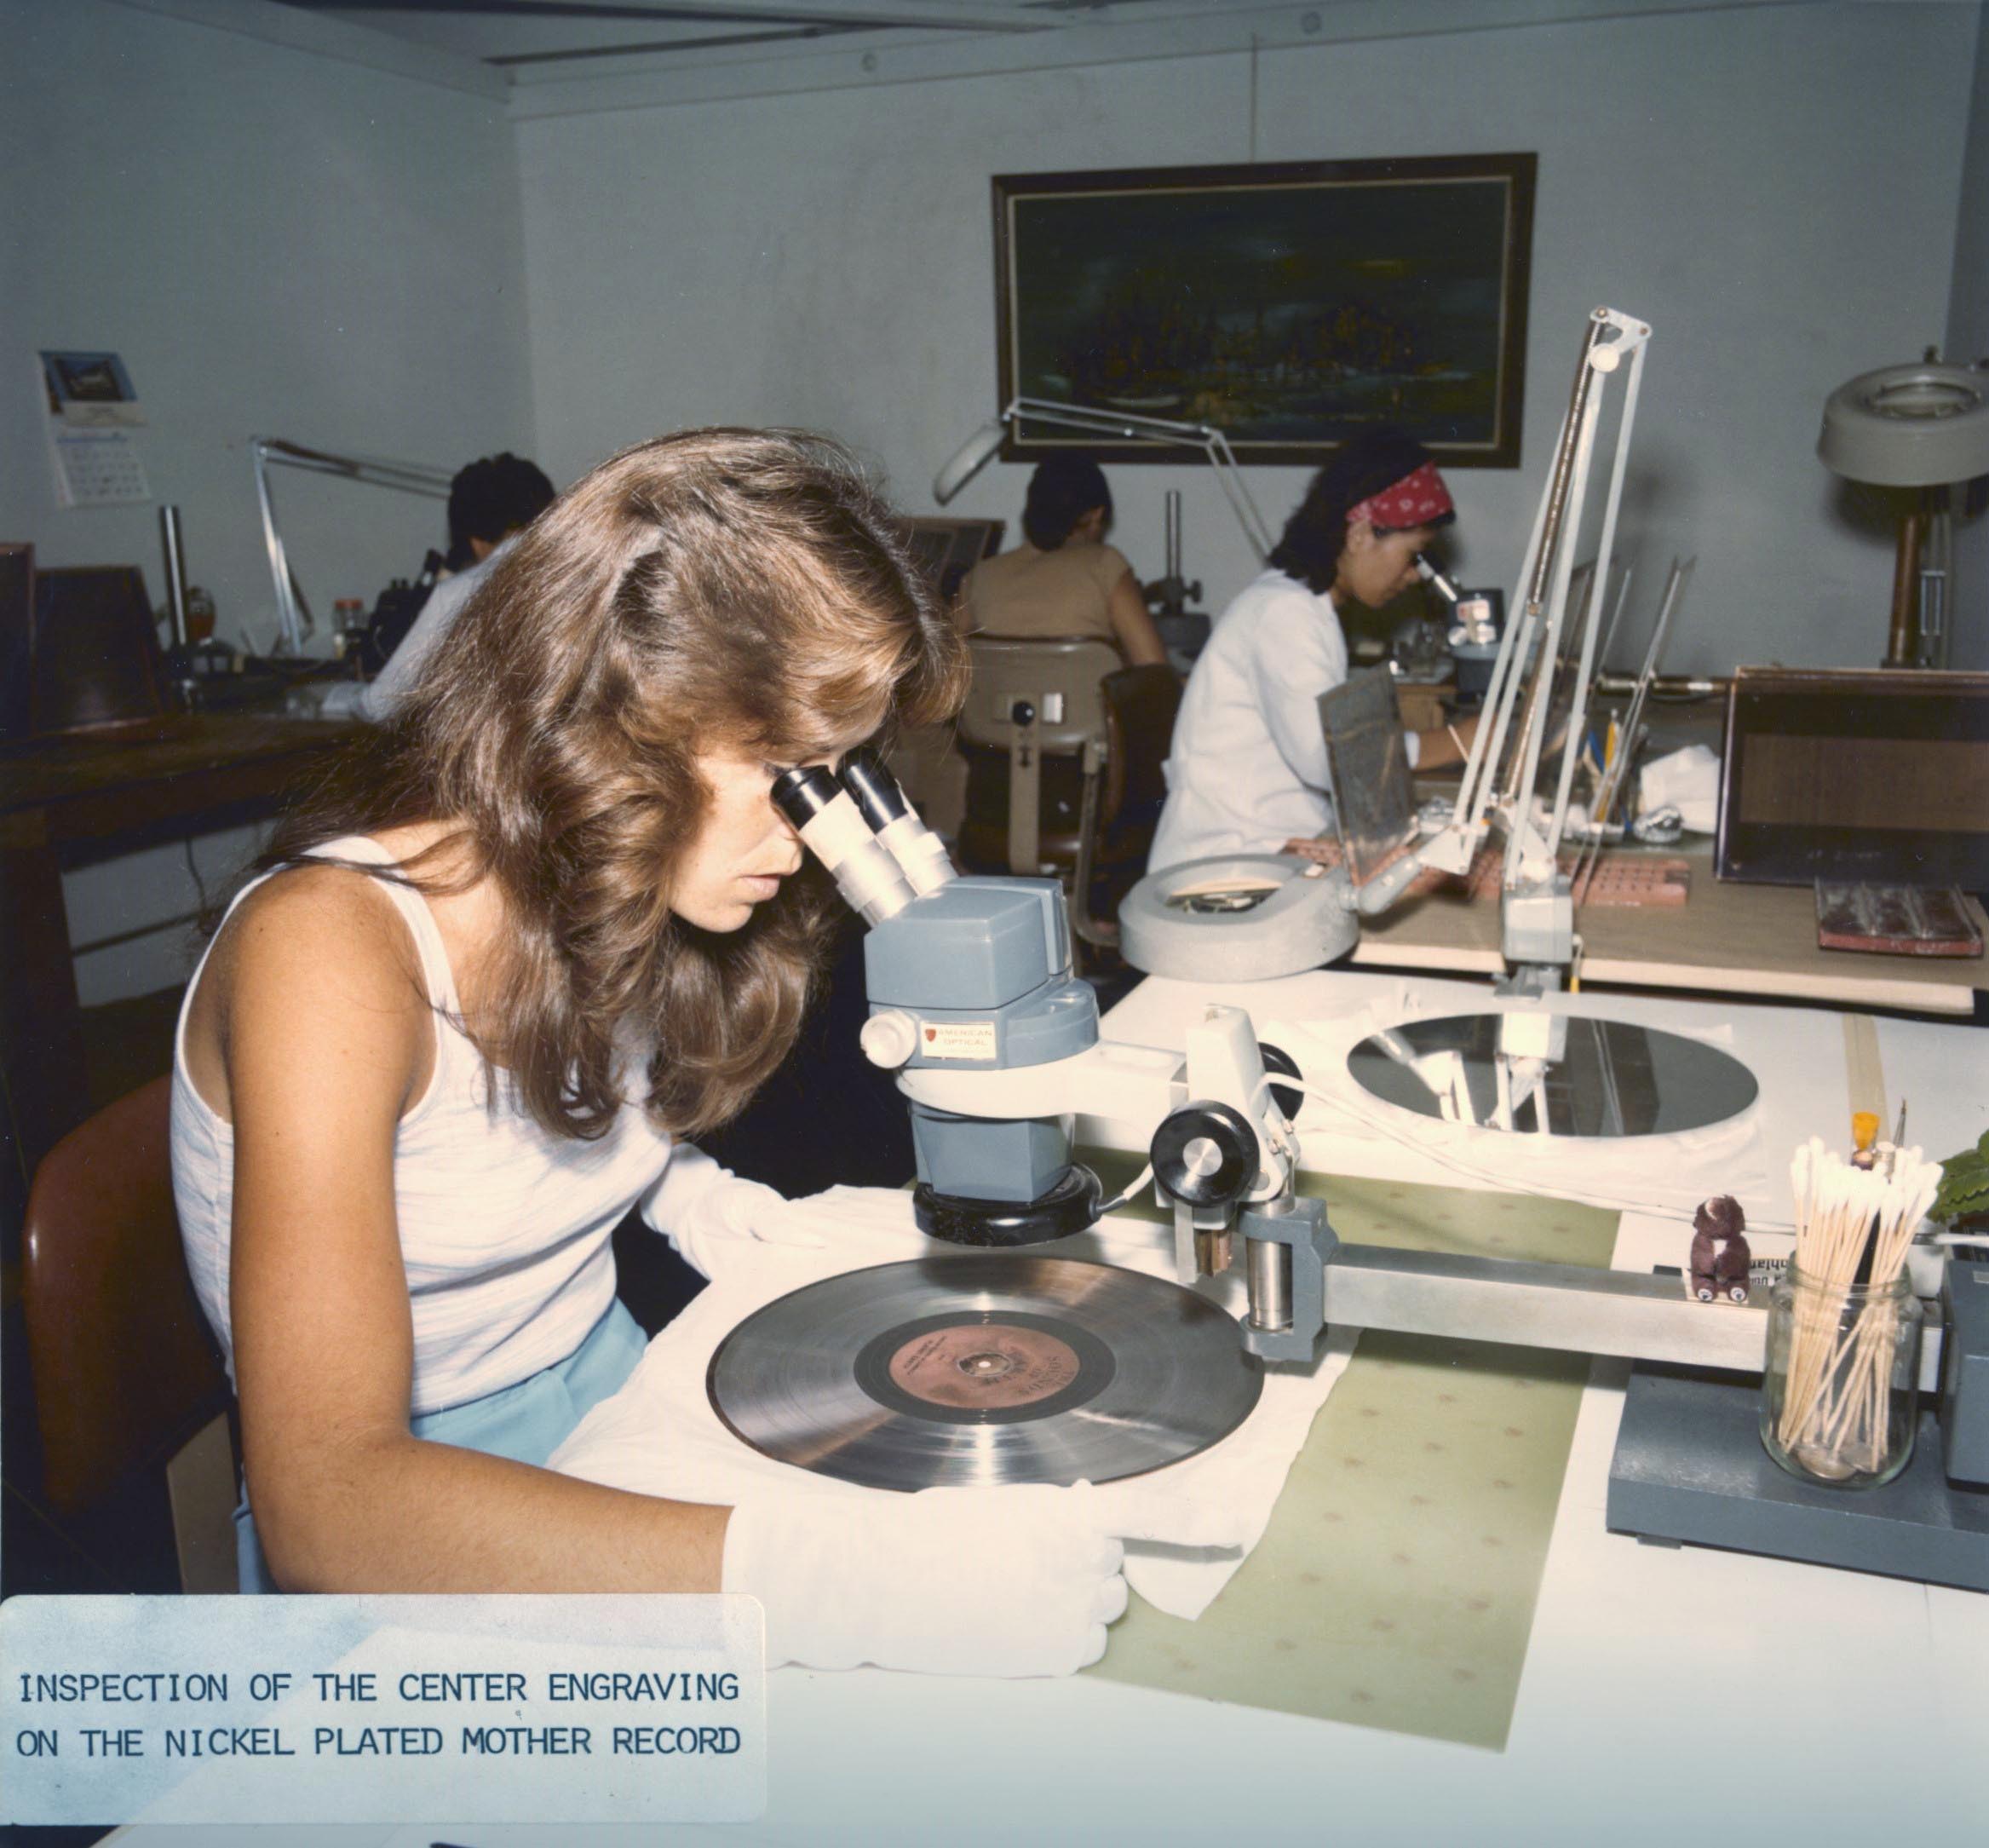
[933,396,1275,561]
[1816,359,1989,668]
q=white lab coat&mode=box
[317,539,509,723]
[1149,568,1350,870]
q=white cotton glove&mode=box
[641,1145,823,1281]
[722,1481,1247,1678]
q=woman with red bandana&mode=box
[1150,427,1476,870]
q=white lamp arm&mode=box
[933,396,1273,562]
[250,437,453,655]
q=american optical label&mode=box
[0,1593,765,1826]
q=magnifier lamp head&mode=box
[933,418,1006,504]
[1817,361,1989,487]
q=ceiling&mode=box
[276,0,1225,73]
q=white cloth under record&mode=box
[551,1187,1357,1622]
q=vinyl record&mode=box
[707,1255,1263,1492]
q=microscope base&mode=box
[913,1165,1104,1248]
[1606,1365,1989,1592]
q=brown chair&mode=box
[956,636,1123,882]
[21,1077,238,1591]
[957,637,1181,951]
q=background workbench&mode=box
[1349,838,1986,1016]
[0,711,355,1204]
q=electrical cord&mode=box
[1092,1161,1156,1218]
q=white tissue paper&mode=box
[1635,742,1721,834]
[549,1183,1356,1623]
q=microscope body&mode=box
[778,754,1333,1360]
[862,877,1101,1237]
[859,869,1333,1358]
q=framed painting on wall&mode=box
[992,153,1536,469]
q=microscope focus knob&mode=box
[1151,1101,1257,1208]
[859,1009,920,1069]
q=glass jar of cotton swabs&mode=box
[1759,1138,1940,1489]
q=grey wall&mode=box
[7,0,1984,1007]
[0,0,533,1002]
[515,3,1977,678]
[1945,4,1989,671]
[1,0,533,648]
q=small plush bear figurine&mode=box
[1689,1194,1750,1304]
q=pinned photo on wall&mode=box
[40,348,147,427]
[37,349,151,508]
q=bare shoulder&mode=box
[187,863,434,1122]
[220,861,426,1005]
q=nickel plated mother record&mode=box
[707,1256,1264,1492]
[1347,1013,1759,1137]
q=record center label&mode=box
[886,1323,1081,1410]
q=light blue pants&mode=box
[234,1297,647,1593]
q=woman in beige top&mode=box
[962,455,1170,666]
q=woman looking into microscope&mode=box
[1149,425,1478,870]
[171,428,1145,1674]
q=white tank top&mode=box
[170,835,680,1415]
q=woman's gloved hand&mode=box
[642,1148,823,1280]
[722,1481,1247,1678]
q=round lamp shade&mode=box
[1817,361,1989,486]
[932,418,1005,504]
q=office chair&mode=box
[21,1077,238,1592]
[956,637,1181,951]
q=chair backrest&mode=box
[1066,663,1186,948]
[957,636,1124,878]
[21,1077,230,1517]
[957,635,1121,755]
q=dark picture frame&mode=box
[992,153,1536,469]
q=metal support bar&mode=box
[1321,1242,1946,1390]
[1239,1195,1336,1363]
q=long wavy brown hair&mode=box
[256,428,965,1140]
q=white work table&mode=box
[114,971,1986,1848]
[1345,838,1989,1018]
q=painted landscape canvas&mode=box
[994,155,1535,468]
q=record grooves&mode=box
[707,1255,1263,1491]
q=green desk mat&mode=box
[1080,1158,1617,1751]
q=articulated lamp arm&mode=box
[933,396,1274,562]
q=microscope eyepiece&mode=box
[1414,551,1463,607]
[770,764,840,829]
[838,748,911,832]
[837,749,957,896]
[771,763,917,924]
